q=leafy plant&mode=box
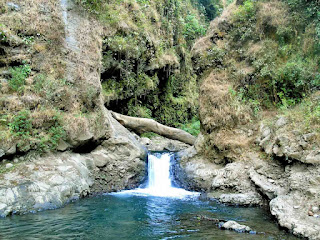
[9,110,32,137]
[178,117,200,136]
[183,14,207,41]
[9,64,31,91]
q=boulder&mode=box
[221,221,252,233]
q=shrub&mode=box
[9,110,32,137]
[178,117,200,136]
[9,64,31,91]
[183,14,207,42]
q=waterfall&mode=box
[112,152,199,198]
[147,153,172,191]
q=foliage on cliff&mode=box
[192,0,320,163]
[195,0,320,133]
[77,0,212,128]
[0,0,107,157]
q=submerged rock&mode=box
[220,221,252,233]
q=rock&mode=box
[303,132,316,142]
[140,137,151,146]
[57,139,70,151]
[89,110,147,193]
[249,168,286,199]
[270,195,320,240]
[0,152,93,217]
[261,127,271,139]
[275,117,287,128]
[5,163,13,169]
[213,192,263,205]
[304,150,320,165]
[221,221,252,233]
[7,2,20,11]
[0,149,4,158]
[7,145,16,155]
[312,206,319,213]
[173,146,222,191]
[142,135,190,152]
[13,158,19,163]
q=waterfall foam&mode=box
[111,153,199,198]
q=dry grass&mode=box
[200,70,252,133]
[192,36,213,56]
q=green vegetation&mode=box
[192,0,223,20]
[78,0,207,129]
[8,109,66,153]
[178,117,200,136]
[200,0,320,116]
[9,64,31,91]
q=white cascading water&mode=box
[112,153,199,198]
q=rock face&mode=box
[173,145,263,205]
[90,111,147,193]
[256,120,319,165]
[176,120,320,239]
[0,111,147,217]
[270,195,320,240]
[0,152,93,217]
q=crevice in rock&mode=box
[72,139,103,153]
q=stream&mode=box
[0,153,298,240]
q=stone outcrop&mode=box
[175,119,320,239]
[0,111,147,217]
[174,145,264,205]
[256,119,319,165]
[0,152,93,217]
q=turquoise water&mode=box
[0,194,297,240]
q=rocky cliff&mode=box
[175,1,320,239]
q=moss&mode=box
[77,0,207,127]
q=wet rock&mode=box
[221,221,252,233]
[141,135,190,152]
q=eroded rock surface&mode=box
[0,111,147,217]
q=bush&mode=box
[178,117,200,136]
[183,14,207,42]
[9,64,31,91]
[9,110,32,137]
[275,59,316,102]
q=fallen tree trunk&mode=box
[110,111,196,145]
